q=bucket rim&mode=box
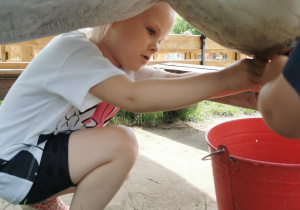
[205,118,300,168]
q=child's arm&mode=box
[165,68,255,99]
[258,55,300,139]
[90,59,266,113]
[165,72,198,78]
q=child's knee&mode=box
[112,125,139,160]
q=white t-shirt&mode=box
[0,31,169,204]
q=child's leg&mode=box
[68,125,139,210]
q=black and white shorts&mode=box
[20,133,76,204]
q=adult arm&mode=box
[258,53,300,139]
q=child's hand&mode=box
[219,58,267,93]
[262,55,288,85]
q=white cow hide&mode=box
[1,0,300,58]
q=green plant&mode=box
[22,199,27,210]
[171,14,201,35]
[197,101,257,118]
[162,104,198,123]
[128,192,138,210]
[110,109,165,126]
[109,101,259,127]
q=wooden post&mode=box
[190,52,196,59]
[184,52,191,59]
[0,45,6,62]
[20,46,34,62]
[236,53,248,60]
[200,35,206,65]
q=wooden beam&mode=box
[154,35,201,54]
[236,53,248,60]
[0,62,29,69]
[205,59,237,67]
[9,36,56,46]
[0,45,6,62]
[151,62,222,73]
[149,59,237,67]
[205,38,228,50]
[21,46,34,62]
[0,69,23,78]
[205,49,236,59]
[161,35,201,49]
[148,59,202,65]
[0,78,16,100]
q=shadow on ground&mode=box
[106,127,217,209]
[140,123,210,152]
[107,155,217,210]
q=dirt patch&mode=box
[104,115,260,210]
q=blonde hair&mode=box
[89,24,111,43]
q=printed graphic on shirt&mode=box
[0,103,119,205]
[55,101,119,134]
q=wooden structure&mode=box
[0,34,247,66]
[0,36,55,62]
[0,36,55,100]
[148,34,247,67]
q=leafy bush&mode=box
[109,109,164,127]
[171,14,201,35]
[109,101,259,127]
[162,104,198,123]
[109,105,198,126]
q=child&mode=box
[0,2,266,210]
[258,40,300,139]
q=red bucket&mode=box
[204,118,300,210]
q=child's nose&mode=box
[150,42,159,54]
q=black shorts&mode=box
[20,133,76,205]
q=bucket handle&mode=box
[201,148,225,161]
[202,145,240,171]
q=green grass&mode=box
[195,100,257,119]
[110,100,259,126]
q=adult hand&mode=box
[219,58,267,93]
[262,55,289,85]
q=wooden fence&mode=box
[0,34,247,69]
[148,34,247,67]
[0,36,56,63]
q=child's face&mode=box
[99,3,175,71]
